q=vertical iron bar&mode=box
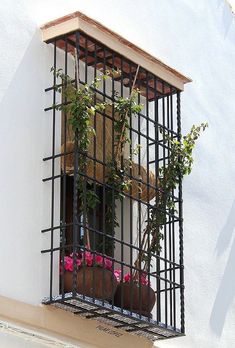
[50,39,57,301]
[170,90,176,330]
[111,51,115,308]
[177,91,185,334]
[167,93,173,327]
[162,83,168,328]
[92,42,98,302]
[129,62,133,314]
[102,46,106,305]
[61,35,68,300]
[72,31,80,297]
[137,70,142,316]
[146,71,150,320]
[120,56,124,312]
[82,34,89,299]
[154,76,161,324]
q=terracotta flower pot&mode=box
[114,282,156,316]
[64,266,117,302]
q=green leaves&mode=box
[86,190,100,209]
[113,91,143,153]
[52,67,143,255]
[146,122,208,255]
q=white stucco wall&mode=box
[0,320,92,348]
[0,0,235,347]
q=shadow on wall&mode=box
[209,198,235,336]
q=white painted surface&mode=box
[0,1,235,347]
[0,320,90,348]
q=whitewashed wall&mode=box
[0,1,235,347]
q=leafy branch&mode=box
[102,90,142,255]
[52,67,142,255]
[52,67,106,246]
[135,122,208,272]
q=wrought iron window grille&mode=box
[42,29,185,342]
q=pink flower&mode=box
[86,258,93,266]
[104,258,113,270]
[95,255,103,265]
[114,269,122,282]
[124,273,132,283]
[62,252,117,274]
[84,251,93,267]
[139,273,151,286]
[64,256,73,272]
[86,258,93,267]
[76,259,82,267]
[84,251,92,259]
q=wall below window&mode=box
[0,1,234,348]
[0,295,151,348]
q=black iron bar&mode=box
[162,82,168,328]
[170,90,176,330]
[137,68,142,318]
[120,55,124,313]
[42,225,182,267]
[154,76,161,325]
[81,35,89,300]
[72,31,80,297]
[129,62,134,315]
[42,245,182,288]
[49,39,57,301]
[43,167,180,204]
[101,45,106,306]
[146,70,151,322]
[167,93,173,327]
[111,51,115,309]
[43,172,182,219]
[45,94,176,137]
[177,91,185,334]
[92,42,98,303]
[61,35,68,300]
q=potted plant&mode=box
[114,123,208,316]
[62,251,117,301]
[114,270,155,316]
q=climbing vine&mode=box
[135,122,208,272]
[52,67,142,255]
[98,91,142,255]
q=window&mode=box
[41,12,190,341]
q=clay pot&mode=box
[64,267,117,302]
[114,282,156,316]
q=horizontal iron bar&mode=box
[41,223,182,268]
[41,248,183,288]
[42,165,181,208]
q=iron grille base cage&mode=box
[42,293,183,341]
[42,28,185,342]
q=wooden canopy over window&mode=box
[41,11,191,94]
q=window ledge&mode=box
[0,295,153,348]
